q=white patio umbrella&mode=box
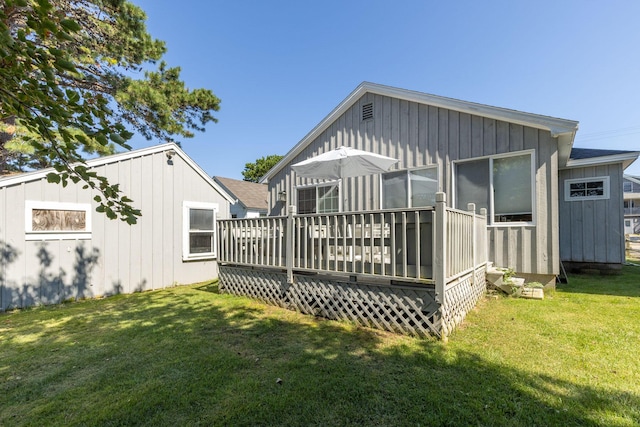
[291,146,398,180]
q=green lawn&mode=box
[1,267,639,426]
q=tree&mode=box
[0,0,221,223]
[242,154,283,183]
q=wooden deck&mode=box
[217,193,488,338]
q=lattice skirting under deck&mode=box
[441,268,487,336]
[218,267,288,308]
[219,266,441,337]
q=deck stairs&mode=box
[486,264,544,299]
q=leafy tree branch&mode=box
[0,0,221,224]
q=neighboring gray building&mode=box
[559,149,638,272]
[623,174,640,234]
[261,82,639,282]
[213,176,268,218]
[0,143,234,311]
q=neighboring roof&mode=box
[623,174,640,185]
[213,176,268,211]
[0,143,236,204]
[564,148,640,170]
[261,82,580,182]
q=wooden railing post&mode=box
[480,208,487,265]
[467,203,476,286]
[286,204,296,284]
[434,192,447,340]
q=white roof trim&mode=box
[261,82,579,182]
[563,151,640,170]
[624,174,640,185]
[0,143,236,204]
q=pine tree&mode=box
[0,0,221,223]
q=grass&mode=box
[1,268,639,426]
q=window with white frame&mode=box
[296,183,340,214]
[564,177,609,201]
[382,166,438,209]
[455,152,534,224]
[183,202,218,260]
[25,201,92,240]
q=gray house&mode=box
[0,143,234,311]
[623,174,640,235]
[261,82,639,283]
[213,176,268,218]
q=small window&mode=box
[382,166,438,209]
[296,183,340,214]
[183,202,218,260]
[25,201,91,240]
[564,177,610,201]
[623,182,632,192]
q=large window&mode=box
[382,167,438,209]
[564,177,610,201]
[183,202,218,260]
[25,201,92,240]
[296,183,340,214]
[455,152,534,224]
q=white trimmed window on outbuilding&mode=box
[25,201,92,240]
[183,201,218,260]
[564,176,610,201]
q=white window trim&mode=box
[452,150,536,226]
[379,165,439,209]
[182,201,218,261]
[564,176,610,202]
[295,180,342,213]
[25,200,92,240]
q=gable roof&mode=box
[0,143,236,203]
[565,147,639,170]
[213,176,268,211]
[261,82,580,182]
[624,174,640,185]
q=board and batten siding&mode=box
[268,92,560,276]
[559,165,625,264]
[0,150,228,311]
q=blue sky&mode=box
[130,0,640,178]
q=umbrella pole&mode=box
[286,204,296,284]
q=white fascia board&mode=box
[172,147,236,204]
[362,82,579,136]
[260,84,369,183]
[624,174,640,185]
[0,143,236,204]
[261,82,579,182]
[563,152,640,170]
[0,142,178,188]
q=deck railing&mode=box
[218,216,288,268]
[218,192,487,288]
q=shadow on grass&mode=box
[557,265,640,298]
[1,283,638,426]
[194,281,219,294]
